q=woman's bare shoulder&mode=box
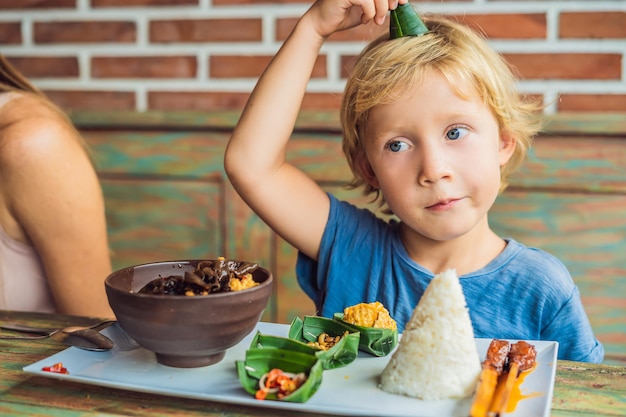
[0,91,67,121]
[0,93,82,169]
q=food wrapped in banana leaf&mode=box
[236,347,323,403]
[249,331,318,355]
[333,301,398,356]
[287,316,360,369]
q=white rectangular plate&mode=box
[24,322,557,417]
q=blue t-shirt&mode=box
[297,194,604,363]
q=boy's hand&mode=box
[306,0,408,38]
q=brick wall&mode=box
[1,0,624,114]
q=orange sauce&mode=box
[490,362,541,414]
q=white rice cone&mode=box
[379,269,481,400]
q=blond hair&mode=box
[341,16,543,206]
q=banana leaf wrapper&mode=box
[249,331,318,355]
[389,2,429,39]
[333,312,398,357]
[236,347,323,403]
[287,316,360,369]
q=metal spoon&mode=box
[0,320,116,351]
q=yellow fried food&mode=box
[229,273,259,291]
[343,301,397,330]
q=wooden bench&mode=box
[70,110,626,364]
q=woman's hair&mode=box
[0,55,42,95]
[341,15,543,206]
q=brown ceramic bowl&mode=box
[104,259,273,368]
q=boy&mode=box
[224,0,603,363]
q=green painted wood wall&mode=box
[71,111,626,363]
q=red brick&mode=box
[5,56,79,78]
[451,13,546,39]
[558,94,626,113]
[277,18,386,42]
[276,18,298,41]
[210,55,327,78]
[503,53,622,80]
[93,0,196,6]
[210,56,271,79]
[560,12,626,39]
[340,55,358,79]
[150,19,262,43]
[0,22,21,44]
[44,90,136,111]
[148,91,250,111]
[0,0,75,9]
[92,56,196,78]
[147,90,342,111]
[301,92,342,110]
[34,21,136,44]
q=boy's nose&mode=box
[417,144,453,185]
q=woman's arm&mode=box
[225,0,401,260]
[3,97,113,317]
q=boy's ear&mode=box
[498,132,516,166]
[356,153,379,188]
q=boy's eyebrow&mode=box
[434,98,488,121]
[439,111,478,122]
[362,123,397,143]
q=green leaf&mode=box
[236,348,324,403]
[333,313,398,356]
[250,331,318,355]
[287,316,360,369]
[390,2,428,39]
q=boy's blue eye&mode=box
[446,127,467,140]
[387,140,409,152]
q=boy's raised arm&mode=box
[225,0,401,260]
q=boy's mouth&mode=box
[426,198,461,211]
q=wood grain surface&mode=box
[0,311,624,417]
